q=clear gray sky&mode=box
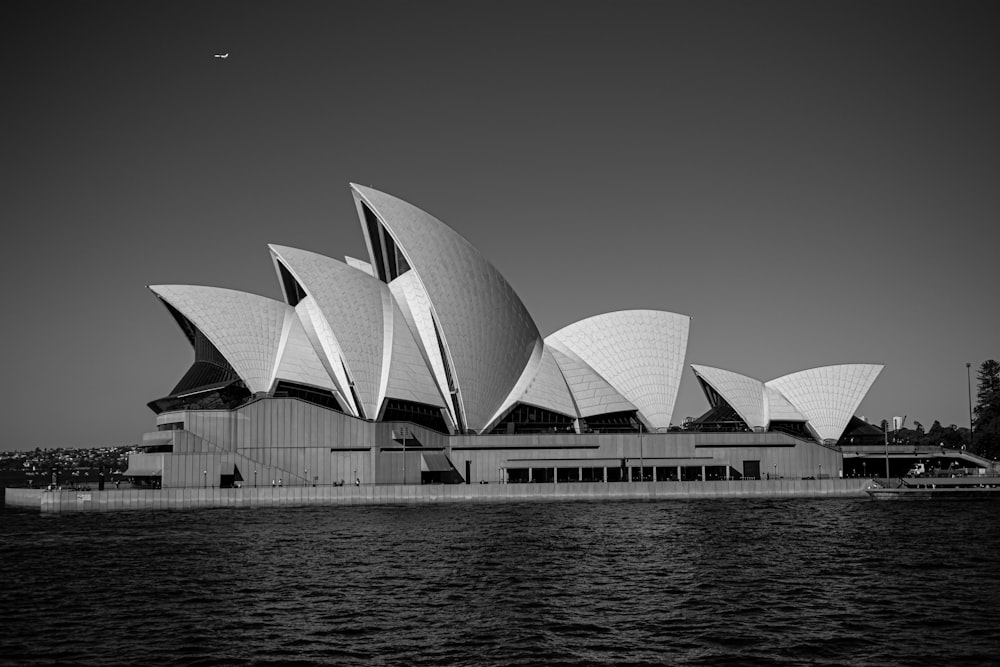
[2,0,997,450]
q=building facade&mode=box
[129,185,880,488]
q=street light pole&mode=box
[638,421,644,482]
[884,422,890,480]
[967,362,975,451]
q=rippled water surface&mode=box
[3,498,1000,666]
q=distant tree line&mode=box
[972,359,1000,460]
[881,360,999,461]
[883,419,969,450]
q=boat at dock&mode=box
[866,476,1000,499]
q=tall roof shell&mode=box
[352,184,542,432]
[547,310,691,429]
[766,364,884,442]
[388,271,452,415]
[269,245,393,420]
[691,365,766,429]
[150,285,288,395]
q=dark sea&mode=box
[2,498,1000,666]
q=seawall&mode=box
[5,479,873,513]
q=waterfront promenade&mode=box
[5,478,873,513]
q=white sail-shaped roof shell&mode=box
[149,285,288,395]
[270,309,338,392]
[516,346,577,418]
[487,344,577,429]
[548,346,635,417]
[765,386,806,422]
[271,245,446,420]
[691,363,879,440]
[352,184,542,433]
[384,299,448,411]
[547,310,691,429]
[766,364,884,442]
[691,365,767,430]
[388,271,453,417]
[270,245,391,419]
[295,295,357,414]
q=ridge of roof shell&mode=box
[351,184,542,433]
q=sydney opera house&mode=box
[127,184,883,488]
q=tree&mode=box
[973,360,1000,460]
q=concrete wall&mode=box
[142,398,846,488]
[5,478,874,514]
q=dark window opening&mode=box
[273,381,344,412]
[380,399,449,433]
[168,326,240,396]
[151,321,246,414]
[277,261,308,306]
[507,468,529,483]
[769,420,812,440]
[221,464,244,489]
[685,400,751,433]
[362,202,389,283]
[581,410,646,434]
[170,361,239,396]
[157,422,184,431]
[395,245,410,277]
[342,361,367,420]
[161,301,198,346]
[432,317,464,432]
[147,380,252,415]
[382,228,399,281]
[836,416,886,448]
[531,467,554,483]
[489,403,574,434]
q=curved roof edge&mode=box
[149,284,289,395]
[766,363,884,442]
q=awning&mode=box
[504,458,721,468]
[140,436,173,447]
[626,458,723,467]
[421,451,454,472]
[505,458,623,469]
[125,465,162,477]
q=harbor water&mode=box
[2,498,999,665]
